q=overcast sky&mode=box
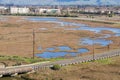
[0,0,120,5]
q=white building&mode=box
[35,8,61,15]
[47,9,61,14]
[37,8,47,14]
[10,7,30,14]
[0,6,8,10]
[0,6,8,14]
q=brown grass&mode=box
[61,18,120,28]
[0,16,119,58]
[21,56,120,80]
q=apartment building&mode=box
[10,7,30,14]
[0,6,8,14]
[35,8,61,15]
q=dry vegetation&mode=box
[1,56,120,80]
[61,18,120,28]
[0,16,119,57]
[19,56,120,80]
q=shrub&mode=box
[13,62,22,66]
[51,64,61,70]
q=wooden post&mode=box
[32,29,35,59]
[107,44,110,51]
[92,36,95,61]
[92,38,95,61]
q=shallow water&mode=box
[67,26,120,34]
[57,46,72,51]
[78,48,89,53]
[38,46,72,51]
[26,17,120,35]
[115,33,120,37]
[36,52,75,58]
[46,47,55,51]
[26,17,58,23]
[36,47,89,58]
[80,38,112,46]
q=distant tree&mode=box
[108,11,114,17]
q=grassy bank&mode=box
[0,55,66,66]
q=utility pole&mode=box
[32,29,35,59]
[92,38,95,61]
[107,44,110,51]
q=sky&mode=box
[0,0,120,5]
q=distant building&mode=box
[10,7,30,14]
[35,8,47,14]
[35,8,61,15]
[80,7,99,14]
[0,6,8,10]
[47,9,61,15]
[0,6,8,14]
[114,9,120,14]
